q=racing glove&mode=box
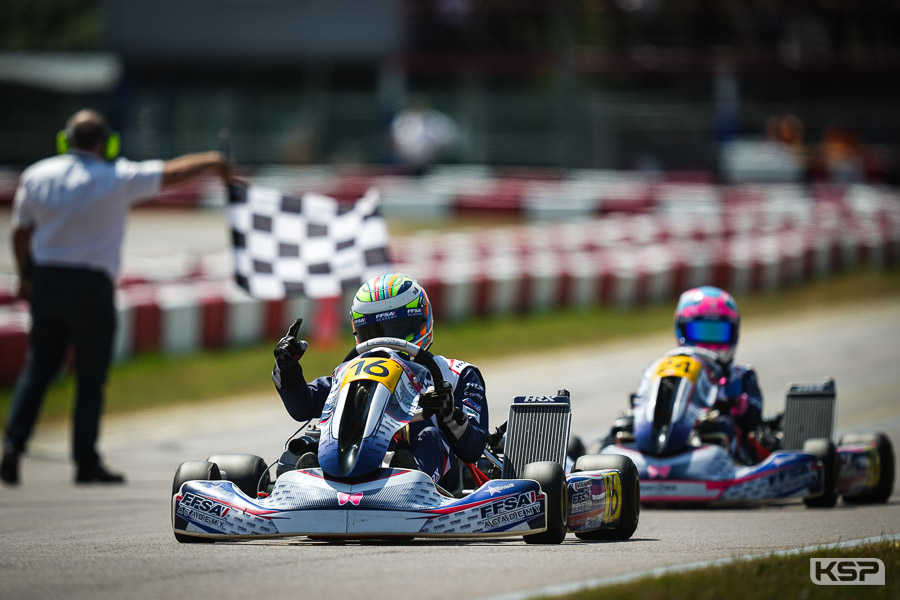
[272,318,308,391]
[714,377,750,417]
[419,381,468,440]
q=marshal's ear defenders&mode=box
[56,129,120,161]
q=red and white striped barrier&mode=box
[1,182,898,385]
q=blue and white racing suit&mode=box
[275,355,489,487]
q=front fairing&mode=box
[318,351,428,478]
[633,352,717,456]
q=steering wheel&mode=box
[342,337,445,389]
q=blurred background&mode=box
[1,0,899,384]
[1,0,899,180]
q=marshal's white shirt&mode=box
[12,151,164,279]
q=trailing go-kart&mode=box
[172,337,640,543]
[598,347,894,507]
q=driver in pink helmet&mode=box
[673,286,765,463]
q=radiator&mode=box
[781,379,836,450]
[501,393,572,479]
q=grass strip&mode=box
[1,267,898,430]
[551,538,899,600]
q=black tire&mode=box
[572,454,640,541]
[567,436,587,462]
[172,460,221,544]
[206,454,270,498]
[803,439,839,508]
[839,431,895,504]
[522,461,568,545]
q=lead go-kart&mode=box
[172,337,641,543]
[593,347,894,506]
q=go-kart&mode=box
[172,337,640,543]
[597,347,894,507]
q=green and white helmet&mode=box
[350,273,434,350]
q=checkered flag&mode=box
[227,183,392,299]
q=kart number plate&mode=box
[341,357,404,393]
[601,472,622,524]
[653,356,703,384]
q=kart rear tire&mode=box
[838,432,895,504]
[522,461,568,545]
[572,454,640,541]
[803,439,839,508]
[172,460,221,544]
[207,454,270,499]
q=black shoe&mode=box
[75,463,126,484]
[1,443,20,485]
[297,451,319,469]
[389,448,419,470]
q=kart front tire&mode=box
[839,431,895,504]
[172,460,221,544]
[572,454,640,541]
[206,453,270,498]
[568,436,587,462]
[522,461,568,545]
[803,439,839,508]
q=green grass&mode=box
[557,539,899,600]
[2,268,899,431]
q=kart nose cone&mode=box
[340,445,360,476]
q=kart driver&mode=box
[271,273,489,488]
[640,286,765,463]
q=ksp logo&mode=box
[810,558,885,585]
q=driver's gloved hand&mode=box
[420,381,468,440]
[272,318,307,390]
[712,378,736,413]
[713,379,750,418]
[419,381,454,418]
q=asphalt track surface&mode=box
[1,297,898,600]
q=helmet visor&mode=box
[353,311,427,344]
[683,320,736,345]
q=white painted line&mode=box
[480,533,900,600]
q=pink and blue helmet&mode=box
[673,286,740,364]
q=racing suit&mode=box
[274,355,489,487]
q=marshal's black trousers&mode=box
[4,265,116,468]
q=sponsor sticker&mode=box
[462,397,483,417]
[337,491,363,506]
[478,491,541,528]
[810,559,885,586]
[448,359,470,375]
[486,483,515,496]
[765,464,818,496]
[513,395,569,404]
[601,472,622,524]
[176,492,231,530]
[570,490,592,514]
